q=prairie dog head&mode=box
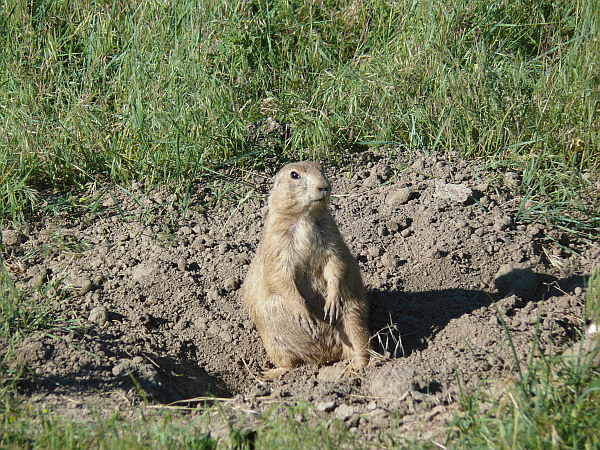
[268,161,331,217]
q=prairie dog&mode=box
[241,161,370,378]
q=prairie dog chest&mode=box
[290,217,329,272]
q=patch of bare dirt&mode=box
[3,149,599,443]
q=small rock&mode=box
[174,319,189,331]
[504,172,520,188]
[218,243,229,255]
[526,224,541,237]
[411,158,424,172]
[385,220,399,233]
[112,363,127,377]
[133,312,152,326]
[315,400,337,412]
[179,226,193,235]
[218,330,233,343]
[386,188,412,208]
[400,228,411,238]
[513,249,526,263]
[194,316,208,329]
[89,306,109,326]
[201,235,215,248]
[494,216,512,232]
[207,289,220,301]
[74,277,93,296]
[207,324,220,336]
[335,404,354,421]
[132,263,158,282]
[177,258,186,271]
[381,253,399,268]
[364,173,380,188]
[317,365,346,381]
[425,247,440,259]
[368,246,382,258]
[370,412,390,429]
[224,276,241,292]
[434,180,472,203]
[102,196,115,207]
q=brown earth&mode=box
[2,148,599,444]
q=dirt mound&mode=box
[4,149,598,442]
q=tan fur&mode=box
[241,161,370,378]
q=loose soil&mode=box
[3,149,599,444]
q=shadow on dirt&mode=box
[15,328,232,404]
[368,272,589,358]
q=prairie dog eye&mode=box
[290,171,300,179]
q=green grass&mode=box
[2,405,219,450]
[0,0,598,233]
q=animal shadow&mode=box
[367,272,589,358]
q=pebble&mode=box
[433,180,472,203]
[411,158,424,172]
[207,324,220,336]
[177,258,186,271]
[425,247,440,259]
[385,220,399,233]
[218,330,233,343]
[88,306,109,326]
[132,262,158,282]
[194,317,208,330]
[368,246,382,257]
[493,216,512,232]
[75,277,93,296]
[248,383,271,398]
[385,188,412,208]
[335,404,354,421]
[179,226,193,235]
[132,312,152,326]
[526,224,541,236]
[224,276,241,292]
[381,253,399,268]
[112,363,127,377]
[315,400,336,412]
[400,228,411,238]
[173,319,189,331]
[513,249,526,262]
[207,289,220,301]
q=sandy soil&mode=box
[3,148,599,443]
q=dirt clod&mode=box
[88,306,109,326]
